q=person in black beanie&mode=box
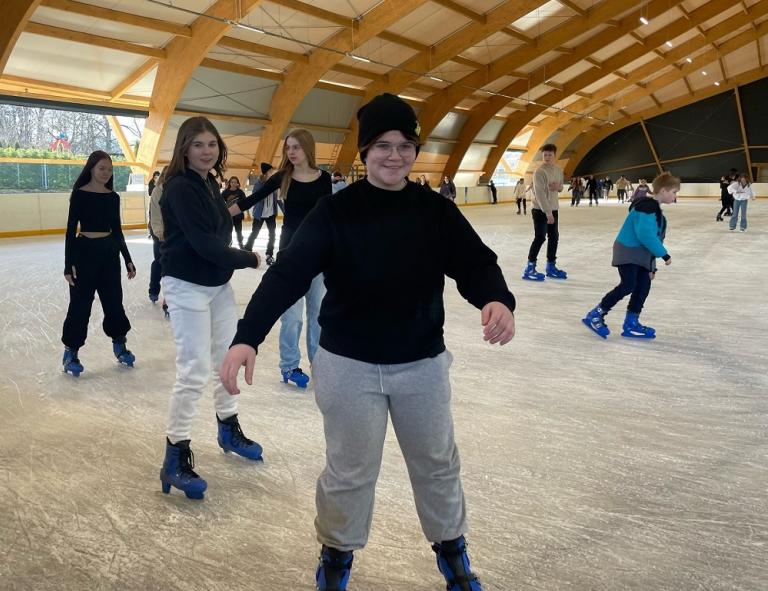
[221,92,515,591]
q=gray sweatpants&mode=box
[311,346,467,551]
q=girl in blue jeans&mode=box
[230,129,331,388]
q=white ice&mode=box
[0,199,766,590]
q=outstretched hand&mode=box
[220,344,257,395]
[481,302,515,345]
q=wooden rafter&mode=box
[1,0,41,73]
[218,36,309,64]
[24,22,166,59]
[39,0,192,37]
[733,87,754,181]
[106,115,143,173]
[431,0,486,23]
[559,0,586,16]
[639,119,663,173]
[110,58,160,101]
[502,27,532,43]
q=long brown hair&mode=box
[278,128,317,197]
[165,116,227,182]
[73,150,113,191]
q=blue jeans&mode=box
[730,199,748,230]
[279,274,325,372]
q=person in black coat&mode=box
[221,176,246,248]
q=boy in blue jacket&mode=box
[582,172,679,339]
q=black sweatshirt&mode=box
[160,169,258,287]
[64,189,132,275]
[222,188,246,221]
[232,179,516,364]
[236,170,332,235]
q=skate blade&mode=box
[582,318,608,339]
[621,331,655,339]
[522,275,545,282]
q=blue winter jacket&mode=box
[612,196,668,270]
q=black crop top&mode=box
[64,189,132,274]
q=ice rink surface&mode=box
[1,199,766,590]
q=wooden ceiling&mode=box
[2,0,767,180]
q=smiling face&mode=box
[91,158,113,187]
[284,136,307,167]
[185,131,219,178]
[365,130,417,190]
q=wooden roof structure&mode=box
[2,0,767,182]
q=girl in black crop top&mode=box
[229,128,332,389]
[61,151,136,376]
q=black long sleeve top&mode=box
[222,188,246,220]
[232,179,516,364]
[64,189,132,275]
[160,169,258,287]
[236,170,332,236]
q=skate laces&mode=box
[228,420,255,448]
[178,447,200,478]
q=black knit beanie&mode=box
[357,93,420,162]
[260,162,273,175]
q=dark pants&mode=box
[717,195,733,218]
[516,198,526,213]
[233,215,244,247]
[617,189,626,202]
[588,189,598,205]
[245,215,277,254]
[528,209,559,264]
[149,236,162,297]
[490,190,497,204]
[571,191,582,206]
[61,235,131,350]
[599,264,652,315]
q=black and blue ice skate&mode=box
[160,438,207,500]
[522,261,545,281]
[433,536,484,591]
[582,306,610,339]
[217,414,263,461]
[282,367,310,388]
[316,546,353,591]
[621,312,656,339]
[112,339,135,367]
[545,262,567,279]
[62,348,84,377]
[149,292,159,304]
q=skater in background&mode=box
[522,143,566,281]
[244,163,280,263]
[331,170,348,194]
[230,128,332,389]
[582,171,678,340]
[222,176,246,249]
[439,175,456,201]
[630,178,650,202]
[603,177,613,200]
[61,150,136,377]
[418,174,431,189]
[158,116,262,501]
[148,166,169,315]
[148,170,160,196]
[727,173,755,232]
[616,175,631,203]
[716,175,733,221]
[220,92,514,591]
[569,176,582,207]
[514,177,528,214]
[488,179,498,204]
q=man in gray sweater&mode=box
[522,143,567,280]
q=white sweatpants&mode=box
[162,276,238,443]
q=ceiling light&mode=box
[429,76,445,82]
[639,16,649,25]
[685,57,692,63]
[714,81,720,86]
[347,53,371,63]
[665,41,673,48]
[232,22,264,34]
[701,70,707,75]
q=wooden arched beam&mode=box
[136,0,263,171]
[416,0,644,142]
[331,0,550,173]
[1,0,41,74]
[527,9,768,175]
[472,0,732,182]
[251,0,428,169]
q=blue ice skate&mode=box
[582,306,610,339]
[316,546,354,591]
[113,339,135,367]
[282,367,310,388]
[217,414,263,461]
[62,348,84,377]
[160,438,207,500]
[149,292,159,304]
[432,536,484,591]
[545,262,567,279]
[621,312,656,339]
[522,261,545,281]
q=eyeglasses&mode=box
[369,141,418,156]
